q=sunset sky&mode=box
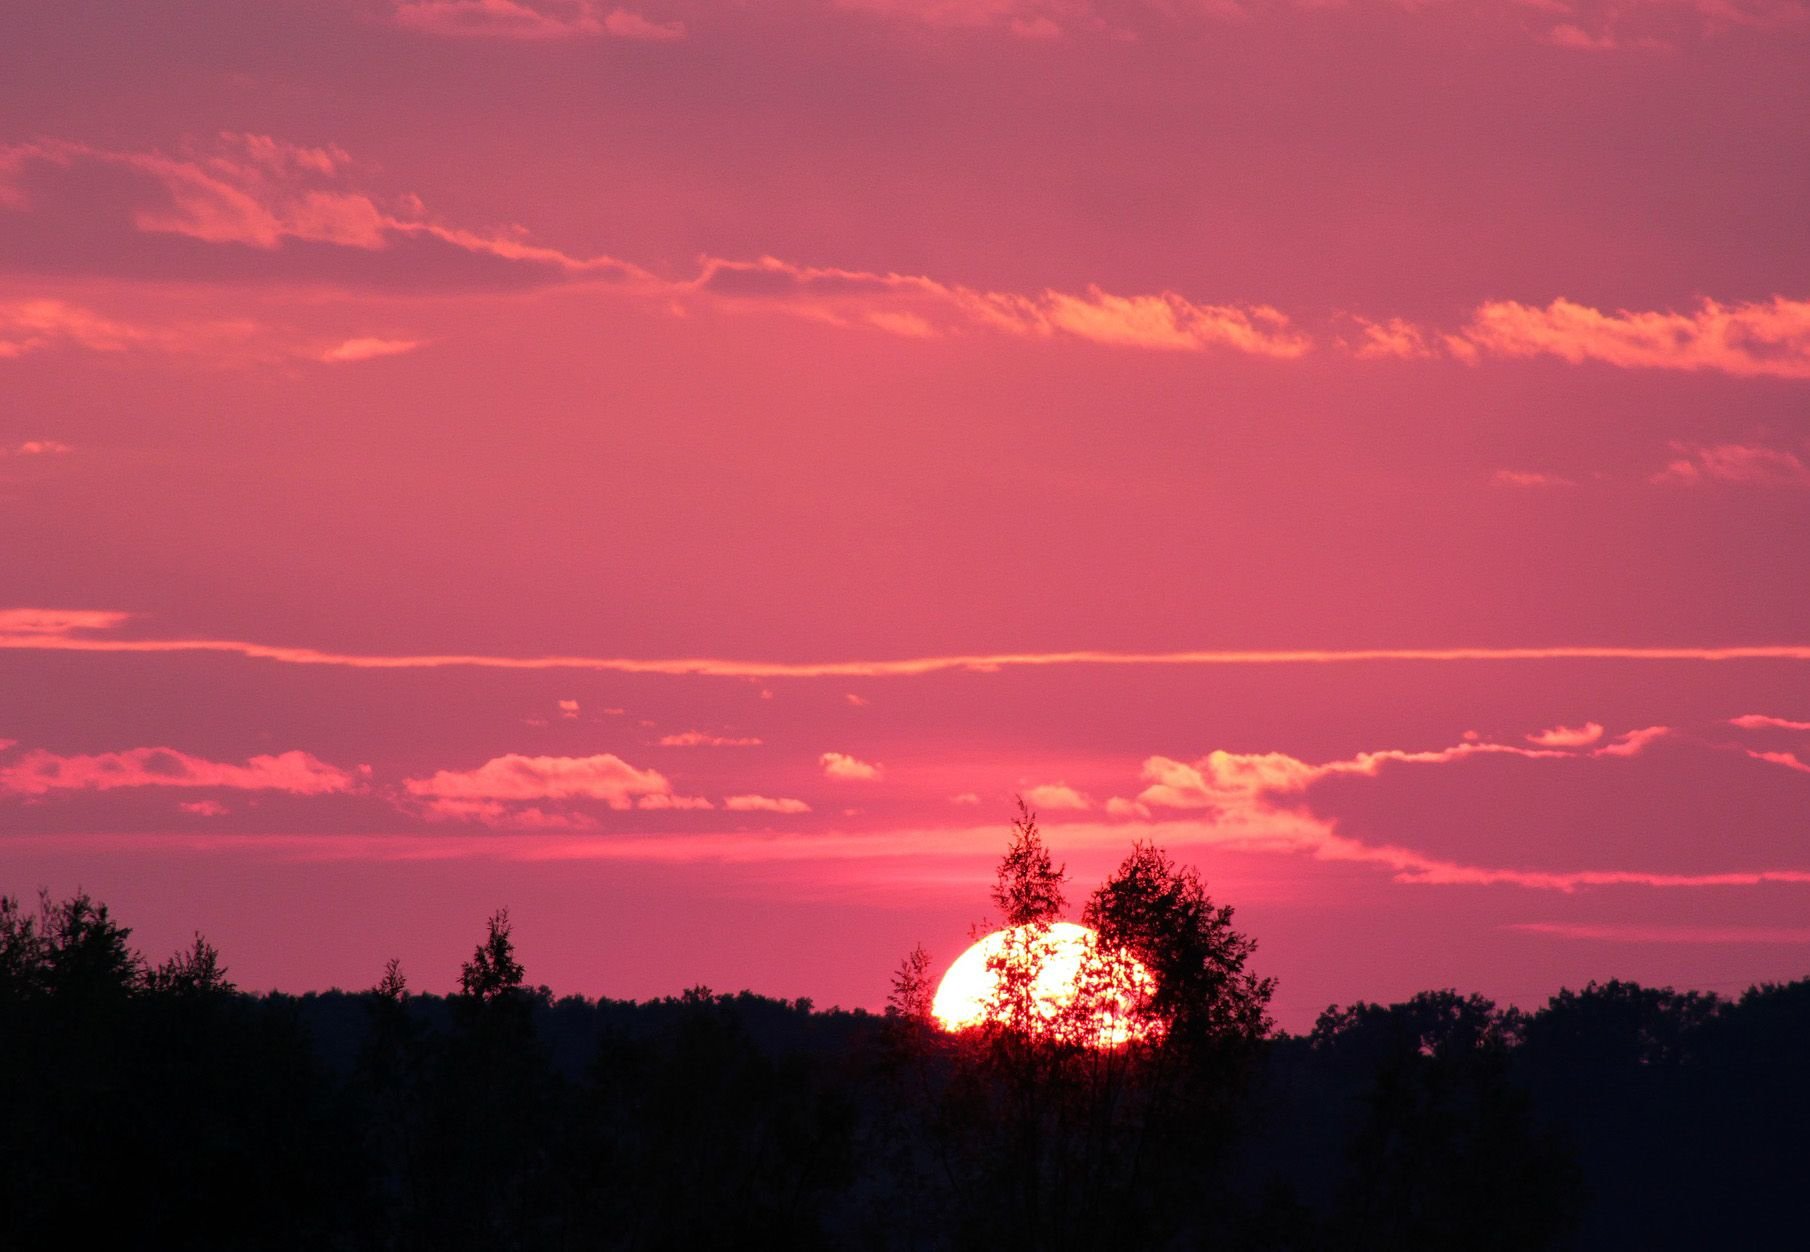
[4,0,1810,1028]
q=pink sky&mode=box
[4,0,1810,1028]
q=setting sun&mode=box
[930,922,1158,1047]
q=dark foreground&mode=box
[3,896,1806,1250]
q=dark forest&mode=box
[5,819,1806,1251]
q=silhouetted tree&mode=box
[40,888,141,1001]
[459,907,525,1002]
[886,942,935,1022]
[146,931,235,996]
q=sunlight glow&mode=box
[930,922,1158,1047]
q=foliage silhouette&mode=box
[3,860,1807,1249]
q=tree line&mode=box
[2,809,1806,1249]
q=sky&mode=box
[3,0,1810,1029]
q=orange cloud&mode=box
[694,256,1311,357]
[1526,721,1605,747]
[1022,782,1091,810]
[1457,295,1810,379]
[821,751,882,780]
[318,337,425,363]
[658,730,764,746]
[403,751,674,806]
[0,746,360,796]
[1136,726,1665,810]
[1492,469,1578,488]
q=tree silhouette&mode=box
[146,931,235,996]
[459,907,525,1002]
[886,942,935,1023]
[992,797,1066,927]
[40,889,141,1001]
[1084,840,1274,1048]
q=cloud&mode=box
[1492,469,1578,488]
[658,730,764,746]
[1650,442,1810,489]
[4,439,75,456]
[12,609,1810,678]
[949,792,982,805]
[1022,781,1092,810]
[693,256,1312,358]
[1746,749,1810,776]
[1526,721,1605,747]
[724,794,813,813]
[0,136,643,293]
[403,751,674,806]
[416,797,602,829]
[0,746,360,796]
[0,296,420,368]
[558,698,580,719]
[1348,316,1441,360]
[178,799,229,817]
[603,8,687,39]
[390,0,603,40]
[1508,922,1810,944]
[1731,713,1810,731]
[1135,726,1666,811]
[318,336,425,363]
[390,0,685,40]
[1456,295,1810,379]
[821,751,882,780]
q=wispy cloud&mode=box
[658,730,764,747]
[1527,721,1605,747]
[724,794,812,813]
[7,609,1810,677]
[1730,714,1810,731]
[0,745,361,796]
[1650,442,1810,488]
[390,1,684,41]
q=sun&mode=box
[930,921,1158,1047]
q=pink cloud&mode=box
[603,8,686,39]
[693,256,1311,357]
[724,794,813,813]
[1492,468,1578,488]
[391,0,607,40]
[1349,316,1440,359]
[1731,714,1810,731]
[1022,781,1091,810]
[658,730,764,746]
[318,337,425,363]
[821,751,883,780]
[178,799,230,817]
[1136,726,1665,810]
[0,137,643,291]
[1508,922,1810,943]
[1650,442,1810,489]
[12,609,1810,678]
[558,698,580,719]
[1526,721,1605,747]
[1456,295,1810,379]
[0,746,360,796]
[5,439,75,456]
[403,751,674,806]
[416,797,602,829]
[1746,749,1810,775]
